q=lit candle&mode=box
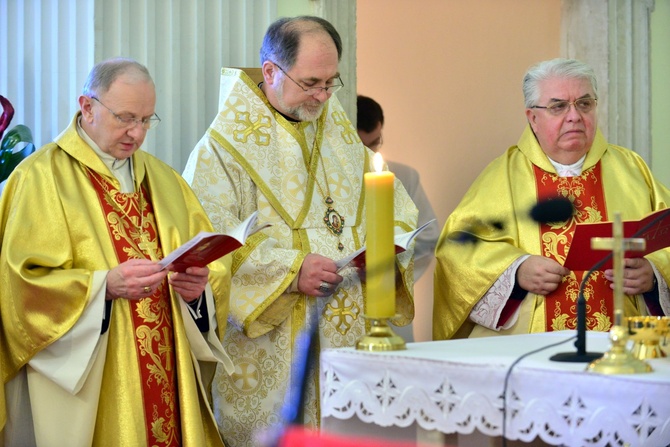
[364,152,395,319]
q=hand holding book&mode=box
[159,211,270,272]
[335,219,436,271]
[563,208,670,270]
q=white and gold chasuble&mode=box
[184,68,417,446]
[0,114,231,447]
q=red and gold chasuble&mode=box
[534,163,614,332]
[87,169,182,446]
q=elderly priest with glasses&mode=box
[434,58,670,341]
[183,15,418,447]
[0,57,233,446]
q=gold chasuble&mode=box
[433,125,670,340]
[184,68,417,447]
[0,113,231,447]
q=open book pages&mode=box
[335,219,437,271]
[158,211,270,272]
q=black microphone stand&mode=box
[550,260,608,362]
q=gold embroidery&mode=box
[233,110,272,145]
[535,164,612,332]
[331,110,358,144]
[324,289,360,335]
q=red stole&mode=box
[534,163,614,332]
[87,169,182,446]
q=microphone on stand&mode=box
[529,197,574,224]
[525,198,606,362]
[551,206,670,362]
[447,197,573,245]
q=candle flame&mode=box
[373,152,384,173]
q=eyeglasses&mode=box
[90,96,161,130]
[531,97,597,116]
[272,62,344,95]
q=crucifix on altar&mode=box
[586,212,653,374]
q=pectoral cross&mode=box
[138,231,160,261]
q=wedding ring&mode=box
[143,286,151,294]
[319,281,330,293]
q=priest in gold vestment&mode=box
[434,58,670,340]
[183,17,417,446]
[0,58,232,447]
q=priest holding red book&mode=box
[434,58,670,340]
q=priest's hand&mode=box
[604,257,656,295]
[298,253,343,297]
[517,255,570,296]
[169,266,209,302]
[106,259,169,300]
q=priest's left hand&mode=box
[604,257,655,295]
[169,266,209,302]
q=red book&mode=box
[159,211,270,272]
[563,208,670,271]
[335,219,436,271]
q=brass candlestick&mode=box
[356,316,406,351]
[586,212,652,374]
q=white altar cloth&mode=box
[320,331,670,447]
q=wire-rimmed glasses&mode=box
[91,96,161,130]
[272,62,344,95]
[531,97,598,116]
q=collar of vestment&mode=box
[517,124,608,174]
[76,116,135,193]
[57,112,147,192]
[207,68,366,230]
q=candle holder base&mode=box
[356,317,406,352]
[586,325,652,375]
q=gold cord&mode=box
[305,126,345,251]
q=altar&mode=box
[320,331,670,447]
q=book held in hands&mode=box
[335,219,437,271]
[159,211,270,272]
[563,208,670,271]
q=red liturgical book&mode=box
[563,208,670,271]
[158,211,270,272]
[335,219,436,271]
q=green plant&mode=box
[0,95,36,183]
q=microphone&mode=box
[447,219,504,244]
[447,197,573,244]
[551,206,670,362]
[529,197,574,223]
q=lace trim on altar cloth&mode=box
[320,348,670,447]
[470,256,529,330]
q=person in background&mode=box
[433,58,670,340]
[356,95,440,281]
[183,16,418,447]
[0,57,232,446]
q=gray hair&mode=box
[522,58,598,108]
[82,57,153,97]
[259,16,342,69]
